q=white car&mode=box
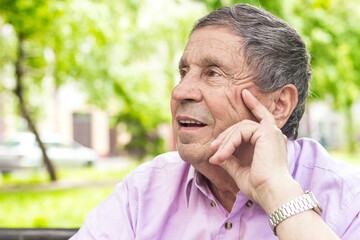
[0,132,99,173]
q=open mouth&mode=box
[178,119,207,128]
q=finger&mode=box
[209,136,241,165]
[211,119,258,151]
[210,125,237,151]
[242,89,276,125]
[209,123,259,164]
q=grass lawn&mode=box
[0,185,115,227]
[0,160,140,228]
[329,151,360,166]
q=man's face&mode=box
[171,26,272,165]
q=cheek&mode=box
[170,99,177,116]
[212,89,255,128]
[224,89,247,120]
[207,92,243,133]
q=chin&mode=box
[177,143,212,166]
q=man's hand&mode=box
[209,89,341,239]
[209,89,300,213]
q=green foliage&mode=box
[290,0,360,108]
[0,164,139,227]
[0,0,63,122]
[287,0,360,151]
[0,0,208,158]
[0,186,114,227]
[329,151,360,166]
[195,0,285,17]
[0,1,168,157]
[1,0,359,155]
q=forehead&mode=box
[180,26,244,69]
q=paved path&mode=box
[0,156,141,192]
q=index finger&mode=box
[242,89,276,124]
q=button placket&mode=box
[225,221,232,230]
[246,200,253,207]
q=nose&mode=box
[171,74,202,102]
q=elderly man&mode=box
[71,4,360,239]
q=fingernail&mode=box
[242,89,251,97]
[208,156,216,164]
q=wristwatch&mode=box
[268,191,323,236]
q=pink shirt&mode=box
[71,138,360,239]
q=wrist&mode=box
[253,175,303,215]
[269,190,323,235]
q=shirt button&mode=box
[225,221,232,230]
[246,200,253,207]
[210,201,216,207]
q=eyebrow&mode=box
[178,56,231,72]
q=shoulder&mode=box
[289,138,360,191]
[73,152,190,239]
[289,138,360,236]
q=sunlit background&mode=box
[0,0,359,229]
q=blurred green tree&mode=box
[289,0,360,152]
[195,0,285,17]
[1,0,358,172]
[0,0,62,181]
[0,0,206,165]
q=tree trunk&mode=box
[344,105,356,153]
[15,33,57,181]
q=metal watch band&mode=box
[268,191,323,236]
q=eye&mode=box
[208,70,221,77]
[179,68,188,78]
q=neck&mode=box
[194,163,239,212]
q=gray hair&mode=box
[192,4,311,139]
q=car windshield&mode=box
[43,142,73,148]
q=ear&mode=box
[272,84,298,129]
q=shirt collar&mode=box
[184,166,212,206]
[184,165,195,207]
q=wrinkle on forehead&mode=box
[180,27,255,86]
[181,28,243,64]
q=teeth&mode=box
[179,120,203,125]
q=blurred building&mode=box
[298,100,360,150]
[0,82,175,157]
